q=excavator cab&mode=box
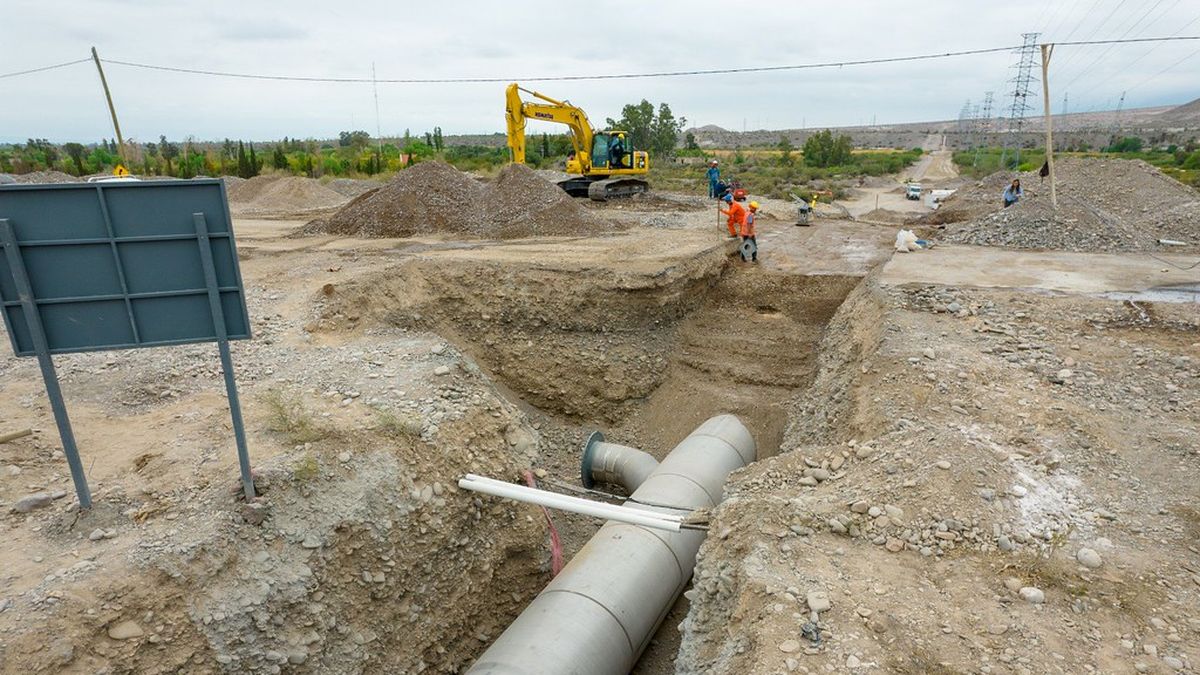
[588,131,647,172]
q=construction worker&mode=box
[741,201,759,262]
[707,160,721,198]
[1002,178,1023,208]
[609,134,627,168]
[718,193,745,239]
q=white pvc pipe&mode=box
[458,474,684,532]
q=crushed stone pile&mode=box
[11,170,77,184]
[227,175,348,216]
[858,208,911,224]
[935,158,1200,252]
[325,178,382,199]
[220,175,246,191]
[301,161,614,239]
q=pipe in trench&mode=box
[468,414,756,675]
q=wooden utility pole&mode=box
[90,47,127,167]
[1040,43,1057,209]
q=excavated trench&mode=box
[314,245,865,671]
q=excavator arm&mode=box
[505,84,595,172]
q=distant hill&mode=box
[1160,97,1200,125]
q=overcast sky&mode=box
[2,0,1197,144]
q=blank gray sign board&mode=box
[0,179,256,508]
[0,180,250,355]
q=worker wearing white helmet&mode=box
[706,159,721,198]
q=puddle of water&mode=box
[1096,283,1200,304]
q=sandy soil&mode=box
[2,174,1197,675]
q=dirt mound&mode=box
[228,175,348,217]
[12,170,77,184]
[937,158,1200,252]
[325,178,382,199]
[485,163,604,237]
[302,161,613,239]
[857,208,910,224]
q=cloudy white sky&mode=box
[2,0,1197,144]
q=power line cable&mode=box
[88,36,1198,83]
[1055,0,1134,72]
[1067,15,1200,107]
[2,37,1196,85]
[1059,0,1110,43]
[1051,0,1089,39]
[1059,0,1173,93]
[0,58,90,80]
[1125,45,1200,95]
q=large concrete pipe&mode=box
[468,414,756,675]
[579,432,660,493]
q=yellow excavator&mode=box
[505,83,650,200]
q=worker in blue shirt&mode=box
[707,160,721,198]
[1002,178,1023,208]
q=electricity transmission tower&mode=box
[1000,32,1040,169]
[1108,90,1127,141]
[973,91,995,168]
[958,99,973,138]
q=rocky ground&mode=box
[928,158,1200,254]
[2,163,1197,675]
[0,238,554,673]
[679,279,1199,674]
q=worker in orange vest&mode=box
[718,193,745,239]
[740,201,759,262]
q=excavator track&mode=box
[585,177,650,201]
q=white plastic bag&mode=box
[895,229,920,253]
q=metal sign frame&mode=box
[0,180,256,506]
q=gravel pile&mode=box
[485,163,606,237]
[227,175,348,216]
[325,178,382,199]
[220,175,246,191]
[937,158,1200,252]
[302,161,612,239]
[11,170,78,184]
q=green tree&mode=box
[433,127,444,152]
[606,100,655,153]
[338,130,371,149]
[777,135,794,165]
[248,142,259,176]
[607,100,684,158]
[649,103,685,158]
[1105,136,1143,152]
[272,145,288,170]
[802,129,852,167]
[159,135,179,176]
[1182,150,1200,170]
[63,143,87,175]
[684,132,700,151]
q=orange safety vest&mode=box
[742,211,758,237]
[721,201,746,227]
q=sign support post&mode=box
[0,219,92,508]
[193,213,255,501]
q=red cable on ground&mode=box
[522,470,564,576]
